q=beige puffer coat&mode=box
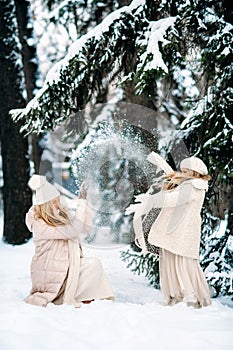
[24,199,90,307]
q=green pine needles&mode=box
[121,248,160,289]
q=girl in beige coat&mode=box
[25,175,114,308]
[126,154,211,308]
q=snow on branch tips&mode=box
[135,16,176,94]
[138,17,176,73]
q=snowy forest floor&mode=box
[0,234,233,350]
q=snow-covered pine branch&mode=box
[11,0,176,134]
[135,17,176,94]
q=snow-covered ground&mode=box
[0,232,233,350]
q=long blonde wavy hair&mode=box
[163,169,211,191]
[34,200,69,226]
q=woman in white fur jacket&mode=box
[25,175,114,308]
[126,153,211,308]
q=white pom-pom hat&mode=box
[180,156,208,175]
[28,175,60,205]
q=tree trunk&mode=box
[15,0,42,173]
[0,0,32,244]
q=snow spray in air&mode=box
[38,102,190,248]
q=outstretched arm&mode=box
[126,183,198,217]
[147,152,173,174]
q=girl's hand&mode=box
[125,192,154,216]
[125,204,138,215]
[134,193,150,203]
[78,181,88,199]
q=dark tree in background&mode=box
[0,0,31,244]
[15,0,42,173]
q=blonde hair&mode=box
[34,200,69,226]
[163,170,211,191]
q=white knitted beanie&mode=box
[180,156,208,175]
[28,175,60,205]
